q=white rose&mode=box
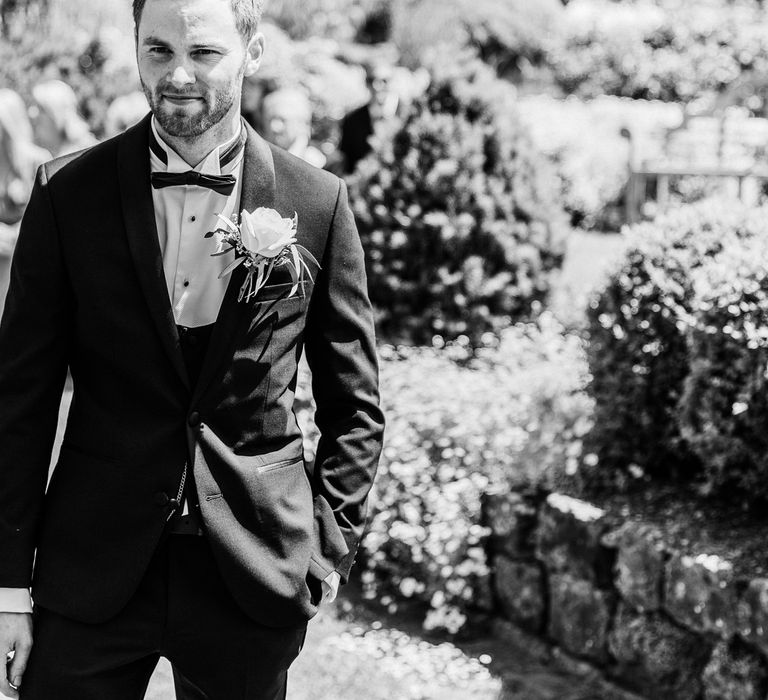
[240,207,297,259]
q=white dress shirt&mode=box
[150,117,242,328]
[0,119,338,613]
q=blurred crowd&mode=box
[0,81,92,255]
[0,57,408,267]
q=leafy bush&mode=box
[584,199,768,489]
[391,0,562,80]
[357,312,592,631]
[677,236,768,503]
[264,0,385,43]
[348,54,568,345]
[550,0,768,113]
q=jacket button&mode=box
[188,411,201,427]
[154,492,170,507]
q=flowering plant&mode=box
[358,313,592,632]
[206,207,319,302]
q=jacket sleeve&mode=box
[0,164,72,587]
[304,177,385,582]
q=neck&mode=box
[154,106,242,168]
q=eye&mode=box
[148,46,171,55]
[193,49,219,57]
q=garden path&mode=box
[142,589,636,700]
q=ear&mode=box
[244,32,265,78]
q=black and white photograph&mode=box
[2,0,768,698]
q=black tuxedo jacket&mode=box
[0,115,384,627]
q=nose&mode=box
[169,64,195,88]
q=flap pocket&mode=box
[252,281,307,304]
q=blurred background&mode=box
[4,1,768,698]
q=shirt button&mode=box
[183,280,190,288]
[154,492,170,507]
[190,216,196,222]
[188,411,201,427]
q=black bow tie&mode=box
[150,170,237,196]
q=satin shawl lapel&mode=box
[117,114,190,391]
[192,124,276,406]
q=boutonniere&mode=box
[206,207,320,303]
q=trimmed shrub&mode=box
[348,53,568,346]
[584,199,768,488]
[678,236,768,503]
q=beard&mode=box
[141,79,238,138]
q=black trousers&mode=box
[20,534,308,700]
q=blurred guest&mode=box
[0,89,51,225]
[0,89,51,315]
[261,87,326,168]
[30,79,96,157]
[338,61,399,174]
[104,91,150,138]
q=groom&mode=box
[0,0,384,697]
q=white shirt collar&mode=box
[149,116,244,176]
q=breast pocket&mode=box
[245,281,310,335]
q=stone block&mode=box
[494,555,546,634]
[601,521,666,612]
[491,618,552,665]
[535,492,613,585]
[483,489,538,558]
[736,578,768,657]
[664,552,739,636]
[608,601,712,700]
[548,572,613,663]
[701,638,768,700]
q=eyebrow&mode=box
[142,35,169,46]
[141,35,228,51]
[189,42,228,51]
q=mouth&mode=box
[162,94,203,106]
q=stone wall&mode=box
[483,490,768,699]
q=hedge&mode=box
[678,235,768,502]
[585,198,768,498]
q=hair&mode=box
[132,0,263,42]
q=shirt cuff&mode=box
[321,571,341,603]
[0,588,32,614]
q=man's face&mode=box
[136,0,262,138]
[368,65,393,109]
[262,96,311,151]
